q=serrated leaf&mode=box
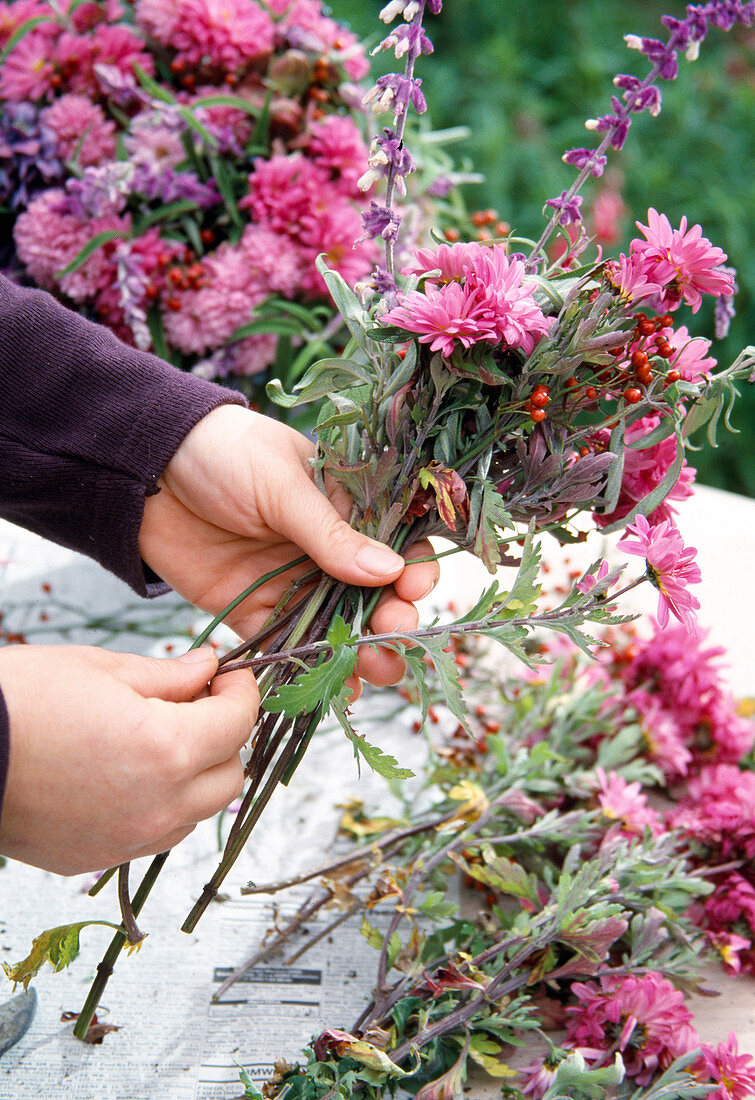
[265,643,357,717]
[345,732,414,780]
[3,921,120,990]
[472,482,515,572]
[403,646,432,728]
[360,916,384,951]
[418,891,458,921]
[468,1035,517,1078]
[456,580,504,625]
[499,530,541,615]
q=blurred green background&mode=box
[331,0,754,495]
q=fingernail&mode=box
[177,647,216,664]
[415,580,437,601]
[356,541,403,577]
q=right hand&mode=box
[0,644,259,875]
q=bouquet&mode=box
[3,0,754,1058]
[0,0,379,394]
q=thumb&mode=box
[276,476,405,587]
[103,647,219,701]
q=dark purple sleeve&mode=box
[0,274,246,591]
[0,274,247,817]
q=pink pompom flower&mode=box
[41,95,117,168]
[565,972,699,1085]
[617,514,701,632]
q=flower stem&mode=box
[74,851,169,1040]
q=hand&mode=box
[0,644,258,875]
[139,406,440,692]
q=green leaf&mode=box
[471,483,514,572]
[232,317,302,341]
[267,358,372,409]
[134,200,200,234]
[191,94,261,118]
[208,153,241,226]
[419,890,459,921]
[500,529,541,615]
[344,732,414,781]
[236,1062,264,1098]
[0,16,53,64]
[316,258,373,351]
[542,1051,625,1099]
[598,425,685,534]
[56,231,125,278]
[133,63,177,105]
[600,418,626,515]
[265,644,357,718]
[3,921,121,990]
[360,916,384,952]
[386,931,402,972]
[146,305,170,361]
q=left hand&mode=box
[139,405,440,694]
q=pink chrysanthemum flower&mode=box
[298,203,376,299]
[620,622,753,769]
[692,1033,755,1100]
[576,559,611,595]
[388,244,551,357]
[0,1,45,50]
[566,972,699,1085]
[617,514,701,632]
[0,26,57,102]
[594,414,696,529]
[630,207,734,313]
[305,115,370,197]
[41,95,117,168]
[123,112,187,171]
[14,189,128,301]
[134,0,179,42]
[402,242,485,284]
[167,0,274,72]
[595,767,663,836]
[382,281,499,359]
[242,154,328,236]
[239,224,303,298]
[706,930,752,976]
[700,872,755,960]
[90,22,154,78]
[518,1052,561,1098]
[605,252,663,304]
[470,248,553,354]
[669,765,755,861]
[161,243,266,355]
[630,689,693,779]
